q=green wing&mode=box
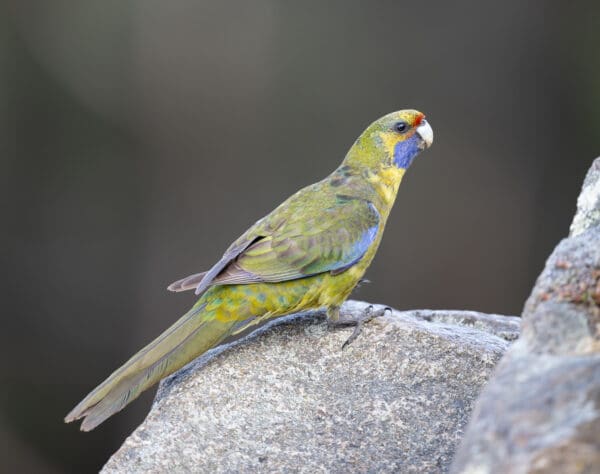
[168,195,380,295]
[233,198,379,279]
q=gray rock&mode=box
[570,158,600,237]
[452,158,600,474]
[102,302,519,474]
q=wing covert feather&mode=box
[168,194,380,294]
[231,198,379,282]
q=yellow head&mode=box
[345,109,433,171]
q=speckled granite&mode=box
[452,157,600,474]
[102,302,518,473]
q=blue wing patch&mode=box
[329,202,379,275]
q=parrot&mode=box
[65,109,433,431]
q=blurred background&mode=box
[2,1,599,472]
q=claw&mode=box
[341,325,362,349]
[328,305,391,349]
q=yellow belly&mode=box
[203,265,365,332]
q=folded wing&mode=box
[168,197,380,295]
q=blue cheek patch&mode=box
[393,135,420,169]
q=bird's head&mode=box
[345,109,433,171]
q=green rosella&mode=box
[65,109,433,431]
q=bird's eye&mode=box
[394,121,409,133]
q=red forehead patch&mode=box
[413,113,425,127]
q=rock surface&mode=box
[570,158,600,237]
[451,158,600,474]
[102,303,519,473]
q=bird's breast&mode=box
[316,266,365,307]
[367,167,405,208]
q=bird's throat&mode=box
[367,166,405,209]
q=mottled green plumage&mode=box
[65,110,433,431]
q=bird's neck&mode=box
[337,137,406,214]
[330,162,405,217]
[365,166,405,212]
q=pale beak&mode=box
[416,119,434,149]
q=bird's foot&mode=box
[328,305,391,349]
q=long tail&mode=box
[64,298,237,431]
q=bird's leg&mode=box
[326,304,391,349]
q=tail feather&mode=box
[65,302,236,431]
[167,272,208,292]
